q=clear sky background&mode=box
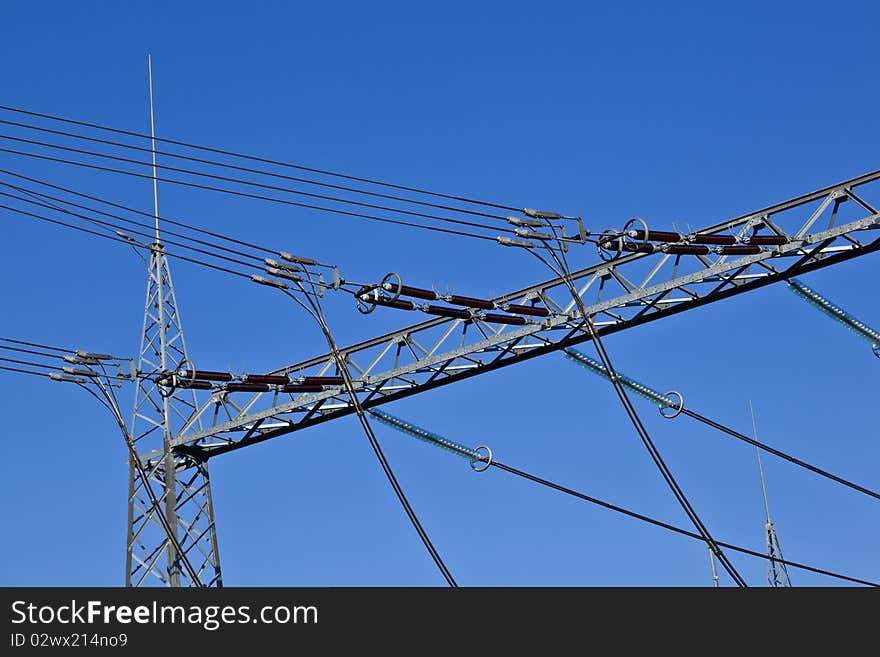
[0,1,878,586]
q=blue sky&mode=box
[0,1,878,586]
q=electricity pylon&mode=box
[750,401,791,587]
[158,170,880,461]
[125,56,222,587]
[117,112,879,584]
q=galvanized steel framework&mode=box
[134,168,880,586]
[127,243,222,587]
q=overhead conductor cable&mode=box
[253,269,458,587]
[0,103,524,212]
[563,348,880,502]
[524,215,748,587]
[370,409,875,587]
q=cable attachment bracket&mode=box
[596,228,623,261]
[658,390,685,419]
[355,272,401,314]
[158,358,195,398]
[470,445,493,472]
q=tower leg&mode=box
[125,456,222,587]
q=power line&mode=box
[370,409,874,585]
[0,116,515,221]
[0,191,375,298]
[0,103,523,212]
[0,355,125,382]
[0,176,267,264]
[0,344,66,360]
[0,356,62,371]
[0,337,72,352]
[546,233,749,587]
[0,168,296,262]
[277,280,457,586]
[682,408,880,503]
[0,132,515,234]
[0,146,502,242]
[488,460,874,586]
[0,336,126,360]
[1,182,265,265]
[528,236,747,586]
[0,189,268,275]
[0,202,256,280]
[564,349,880,504]
[0,364,52,378]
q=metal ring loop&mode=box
[158,358,196,398]
[622,217,650,250]
[355,285,379,314]
[380,272,403,302]
[470,445,493,472]
[176,358,196,386]
[157,372,175,398]
[597,228,623,262]
[659,390,685,419]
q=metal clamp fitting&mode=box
[659,390,685,419]
[355,286,379,314]
[158,358,196,397]
[355,272,402,314]
[470,445,493,472]
[623,217,650,249]
[596,228,623,262]
[380,272,403,301]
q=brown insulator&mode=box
[690,234,736,245]
[622,243,656,253]
[226,383,270,392]
[282,384,324,393]
[505,303,550,317]
[628,229,682,242]
[176,380,213,390]
[445,295,495,310]
[483,313,527,326]
[426,305,471,320]
[244,374,290,385]
[746,235,788,245]
[717,245,762,255]
[303,376,344,385]
[187,370,233,382]
[664,244,710,255]
[395,284,440,301]
[374,297,417,311]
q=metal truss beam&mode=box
[142,170,880,467]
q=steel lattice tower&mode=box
[125,58,222,587]
[763,516,791,588]
[750,401,791,587]
[126,242,222,587]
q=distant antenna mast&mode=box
[708,546,719,588]
[749,400,792,587]
[148,54,160,243]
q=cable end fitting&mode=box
[507,216,545,228]
[497,236,537,249]
[266,267,303,283]
[514,228,553,241]
[251,275,289,290]
[524,208,562,220]
[279,251,318,267]
[50,372,88,384]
